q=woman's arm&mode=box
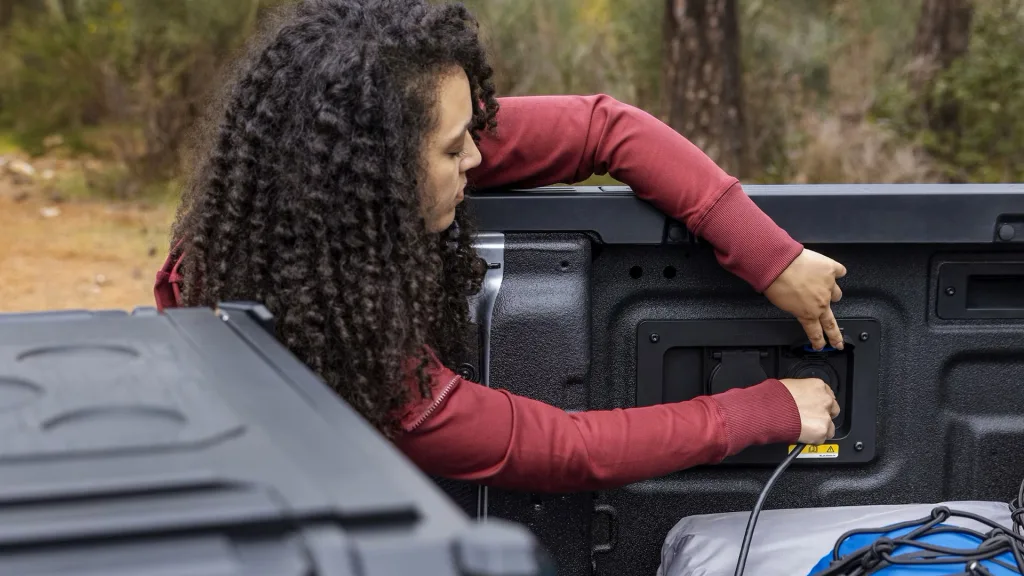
[468,94,803,293]
[394,350,802,493]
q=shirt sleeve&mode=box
[394,354,802,493]
[468,94,804,292]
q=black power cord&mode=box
[733,442,806,576]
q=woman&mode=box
[155,0,844,492]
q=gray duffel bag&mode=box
[657,500,1013,576]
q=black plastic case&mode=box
[0,303,550,576]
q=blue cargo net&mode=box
[808,483,1024,575]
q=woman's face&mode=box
[420,67,482,233]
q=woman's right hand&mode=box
[780,377,840,444]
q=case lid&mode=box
[0,303,548,576]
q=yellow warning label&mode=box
[788,444,839,458]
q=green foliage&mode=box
[0,0,1020,197]
[0,0,286,195]
[740,0,924,183]
[928,1,1024,182]
[458,0,662,111]
[874,0,1024,182]
[0,131,21,154]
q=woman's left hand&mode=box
[764,249,847,351]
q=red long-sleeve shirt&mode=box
[154,94,803,493]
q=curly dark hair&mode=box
[170,0,498,436]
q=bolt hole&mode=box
[629,266,643,279]
[663,266,677,279]
[560,260,570,271]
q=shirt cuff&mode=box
[695,182,804,293]
[710,378,802,455]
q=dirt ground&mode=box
[0,160,175,313]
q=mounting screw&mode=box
[859,332,869,342]
[534,503,543,512]
[456,363,477,381]
[855,442,864,452]
[649,333,660,343]
[945,286,956,296]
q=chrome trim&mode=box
[467,232,504,521]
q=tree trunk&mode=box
[911,0,973,90]
[59,0,79,22]
[661,0,745,177]
[909,0,972,181]
[0,0,15,29]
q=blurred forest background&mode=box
[0,0,1021,311]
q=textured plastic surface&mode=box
[482,234,595,576]
[465,183,1024,244]
[656,501,1014,576]
[0,305,546,576]
[461,185,1024,576]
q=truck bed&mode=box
[448,183,1024,576]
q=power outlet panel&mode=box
[636,318,880,465]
